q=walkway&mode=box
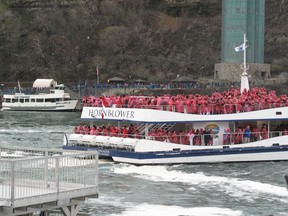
[0,146,98,216]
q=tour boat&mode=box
[1,84,79,111]
[63,104,288,165]
[63,35,288,165]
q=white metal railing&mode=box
[83,102,288,114]
[0,146,98,207]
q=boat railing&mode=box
[217,131,287,145]
[146,131,288,145]
[73,130,287,146]
[83,103,288,115]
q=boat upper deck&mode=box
[81,87,288,122]
[81,106,288,123]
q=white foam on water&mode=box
[86,196,243,216]
[99,159,114,164]
[86,194,126,208]
[113,165,288,201]
[109,203,243,216]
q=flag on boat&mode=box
[234,43,248,52]
[101,95,108,119]
[96,65,99,77]
[102,95,108,107]
[96,64,99,83]
[17,80,23,93]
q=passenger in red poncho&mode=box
[122,125,129,138]
[102,126,109,136]
[233,128,243,144]
[194,129,201,145]
[261,125,268,140]
[187,129,195,145]
[171,131,178,143]
[90,126,96,135]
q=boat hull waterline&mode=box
[63,144,288,165]
[63,135,288,165]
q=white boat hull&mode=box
[64,134,288,165]
[112,151,288,165]
[2,100,78,111]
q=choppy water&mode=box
[1,111,288,216]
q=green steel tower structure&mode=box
[215,0,270,81]
[222,0,264,63]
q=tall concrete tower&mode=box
[215,0,270,82]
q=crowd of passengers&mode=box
[74,123,288,146]
[82,87,288,114]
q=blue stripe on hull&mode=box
[63,145,288,162]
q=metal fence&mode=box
[0,146,98,208]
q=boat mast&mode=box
[240,34,249,94]
[17,80,22,94]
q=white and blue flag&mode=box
[234,43,248,52]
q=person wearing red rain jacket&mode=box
[90,126,96,135]
[102,126,109,136]
[122,125,129,138]
[261,125,268,139]
[171,131,178,143]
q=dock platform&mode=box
[0,146,99,216]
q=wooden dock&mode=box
[0,146,99,216]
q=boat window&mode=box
[25,99,29,103]
[12,98,18,103]
[19,99,24,103]
[45,98,56,103]
[36,99,44,102]
[55,85,65,90]
[31,98,35,102]
[5,98,11,103]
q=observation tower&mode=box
[214,0,270,82]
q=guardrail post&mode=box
[10,161,15,206]
[44,150,48,187]
[95,155,98,186]
[55,157,60,194]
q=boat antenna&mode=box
[240,34,249,94]
[17,80,22,94]
[96,64,100,85]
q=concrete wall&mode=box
[214,63,271,81]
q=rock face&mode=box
[0,0,287,84]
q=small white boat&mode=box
[2,84,79,112]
